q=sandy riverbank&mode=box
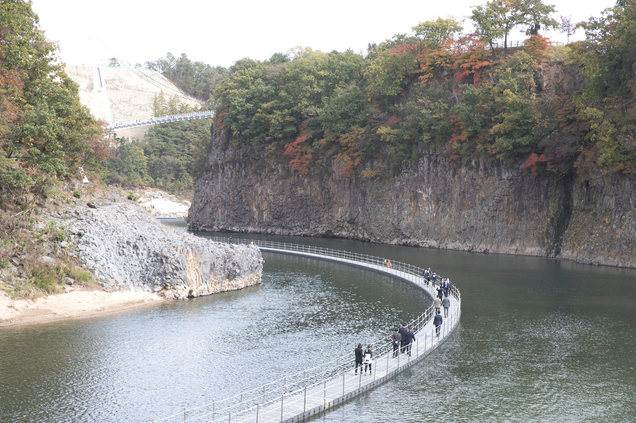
[0,289,164,328]
[137,188,190,219]
[1,189,186,329]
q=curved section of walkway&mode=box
[152,238,461,423]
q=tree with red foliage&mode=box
[334,126,370,177]
[524,35,550,61]
[283,122,314,175]
[521,152,548,174]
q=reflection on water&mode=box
[1,222,635,422]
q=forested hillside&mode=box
[102,96,213,192]
[100,90,213,192]
[0,0,106,206]
[145,53,229,103]
[211,0,636,179]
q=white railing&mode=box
[151,238,461,423]
[484,39,566,50]
[108,110,215,131]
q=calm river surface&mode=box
[1,221,635,422]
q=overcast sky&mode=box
[31,0,617,69]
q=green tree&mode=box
[517,0,558,36]
[268,52,290,64]
[470,0,524,52]
[470,3,507,51]
[0,0,104,201]
[365,44,421,98]
[412,16,464,47]
[318,85,369,140]
[146,52,229,102]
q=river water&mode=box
[1,221,635,422]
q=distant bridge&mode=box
[107,110,214,131]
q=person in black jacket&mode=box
[354,343,364,375]
[402,327,416,356]
[434,311,443,337]
[391,328,402,358]
[398,322,408,353]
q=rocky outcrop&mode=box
[189,141,636,268]
[57,202,263,299]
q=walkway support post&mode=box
[323,380,326,410]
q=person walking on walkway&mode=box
[442,295,451,318]
[434,311,443,337]
[443,278,451,297]
[403,327,415,356]
[363,345,373,375]
[391,328,402,358]
[423,268,430,285]
[398,322,408,354]
[354,343,364,375]
[434,296,442,315]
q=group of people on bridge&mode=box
[391,323,416,358]
[426,267,452,335]
[354,344,374,375]
[352,264,454,374]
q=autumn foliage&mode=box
[213,1,636,179]
[283,123,314,175]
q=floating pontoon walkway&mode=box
[152,239,461,423]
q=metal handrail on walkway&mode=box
[108,110,215,131]
[151,238,461,423]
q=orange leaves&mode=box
[523,35,549,61]
[283,122,314,175]
[521,153,548,174]
[0,63,25,135]
[389,43,419,56]
[334,126,368,177]
[383,116,402,127]
[419,36,490,88]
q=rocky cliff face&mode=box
[57,202,263,299]
[189,141,636,268]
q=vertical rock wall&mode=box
[189,142,636,268]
